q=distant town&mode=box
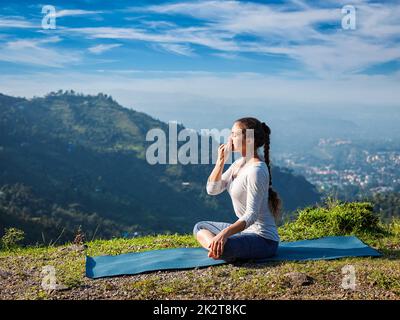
[274,138,400,201]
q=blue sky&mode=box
[0,0,399,131]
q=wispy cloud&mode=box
[61,25,239,55]
[0,37,81,67]
[54,9,104,18]
[88,43,121,54]
[140,20,177,29]
[116,0,400,76]
[0,16,37,29]
[154,43,195,56]
[1,0,399,79]
[211,52,240,60]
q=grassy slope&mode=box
[0,229,399,300]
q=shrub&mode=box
[387,217,400,238]
[278,199,386,241]
[1,228,25,250]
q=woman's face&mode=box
[230,122,245,153]
[230,122,256,157]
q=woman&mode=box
[193,117,282,262]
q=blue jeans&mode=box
[193,221,279,262]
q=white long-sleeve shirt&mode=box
[206,157,280,242]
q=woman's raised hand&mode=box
[217,136,233,164]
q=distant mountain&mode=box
[0,91,321,244]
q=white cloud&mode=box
[2,1,400,78]
[140,20,177,29]
[118,0,400,76]
[0,16,37,29]
[54,9,104,18]
[62,26,238,51]
[154,43,195,56]
[0,37,81,67]
[88,43,121,54]
[211,52,240,60]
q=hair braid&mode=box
[261,122,273,189]
[261,122,282,222]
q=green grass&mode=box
[86,234,199,257]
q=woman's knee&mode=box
[193,221,206,236]
[192,220,216,236]
[193,220,231,237]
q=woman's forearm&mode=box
[207,159,225,182]
[221,220,246,237]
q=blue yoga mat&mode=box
[86,236,381,279]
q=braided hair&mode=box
[235,117,282,221]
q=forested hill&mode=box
[0,91,321,245]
